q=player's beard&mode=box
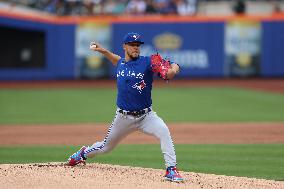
[127,50,139,60]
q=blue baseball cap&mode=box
[123,32,144,44]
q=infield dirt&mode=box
[1,122,284,145]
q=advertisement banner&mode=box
[112,22,224,78]
[225,19,261,77]
[76,22,111,79]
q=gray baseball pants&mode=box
[84,108,177,167]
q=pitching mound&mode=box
[0,163,283,189]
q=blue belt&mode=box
[118,108,151,117]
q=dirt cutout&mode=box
[1,123,284,145]
[0,163,283,189]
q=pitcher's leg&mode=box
[139,111,176,167]
[84,113,137,158]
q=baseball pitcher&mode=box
[67,32,184,182]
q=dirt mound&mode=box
[0,163,283,189]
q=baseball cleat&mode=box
[164,166,185,183]
[67,146,87,166]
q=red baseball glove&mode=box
[150,53,171,80]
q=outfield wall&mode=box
[0,11,284,80]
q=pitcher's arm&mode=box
[90,42,121,66]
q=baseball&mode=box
[90,44,97,49]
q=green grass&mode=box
[0,87,284,124]
[0,144,283,180]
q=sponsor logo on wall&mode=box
[225,19,261,77]
[76,22,111,79]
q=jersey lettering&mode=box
[117,70,144,79]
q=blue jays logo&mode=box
[132,80,146,94]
